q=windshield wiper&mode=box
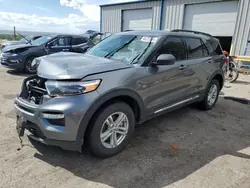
[130,37,153,64]
[18,33,32,45]
[104,36,137,58]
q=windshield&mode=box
[31,36,53,46]
[87,34,159,64]
[19,36,33,42]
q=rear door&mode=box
[46,36,72,54]
[182,37,211,95]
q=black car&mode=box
[0,35,41,50]
[0,34,97,73]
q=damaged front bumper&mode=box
[14,76,99,152]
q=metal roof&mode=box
[100,0,158,7]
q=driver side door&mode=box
[143,36,191,115]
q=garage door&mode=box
[122,8,152,31]
[183,1,238,36]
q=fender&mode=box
[207,69,225,89]
[76,88,145,141]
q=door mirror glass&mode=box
[155,54,176,65]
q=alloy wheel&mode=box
[100,112,129,149]
[207,84,218,106]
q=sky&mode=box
[0,0,136,34]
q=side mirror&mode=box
[154,54,176,65]
[45,43,52,49]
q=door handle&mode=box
[178,64,187,70]
[208,59,213,63]
[63,49,69,52]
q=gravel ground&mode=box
[0,67,250,188]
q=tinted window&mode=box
[159,37,186,61]
[205,38,223,55]
[184,37,209,59]
[71,37,87,45]
[50,37,71,47]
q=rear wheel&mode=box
[198,79,220,110]
[227,68,239,83]
[87,102,135,158]
[24,56,37,74]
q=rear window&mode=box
[205,38,223,55]
[183,37,209,59]
[71,37,88,45]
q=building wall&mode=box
[101,0,161,33]
[162,0,224,30]
[232,0,250,55]
[101,0,250,55]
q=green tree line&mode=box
[0,34,22,41]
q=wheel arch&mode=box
[76,88,145,143]
[208,71,225,90]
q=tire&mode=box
[87,102,135,158]
[229,68,239,83]
[198,79,220,111]
[24,56,37,74]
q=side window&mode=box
[205,38,223,55]
[159,36,186,61]
[50,37,71,47]
[184,37,209,59]
[71,37,87,45]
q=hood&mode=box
[2,40,25,47]
[37,52,133,80]
[2,43,36,53]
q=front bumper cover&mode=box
[14,89,100,152]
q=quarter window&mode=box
[184,37,209,59]
[159,37,186,61]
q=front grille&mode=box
[21,76,48,105]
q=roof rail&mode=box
[171,29,212,37]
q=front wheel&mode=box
[226,68,239,83]
[24,56,37,74]
[87,102,135,158]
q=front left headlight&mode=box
[45,79,101,96]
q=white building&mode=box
[100,0,250,56]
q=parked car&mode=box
[15,30,225,157]
[0,34,41,50]
[0,34,97,73]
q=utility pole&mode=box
[13,26,16,40]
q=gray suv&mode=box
[15,30,225,157]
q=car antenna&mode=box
[18,32,32,45]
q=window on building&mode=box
[183,37,209,59]
[159,36,186,61]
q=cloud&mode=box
[60,0,137,22]
[0,12,98,34]
[0,0,137,33]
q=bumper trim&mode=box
[25,129,83,152]
[15,104,34,116]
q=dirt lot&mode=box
[0,66,250,188]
